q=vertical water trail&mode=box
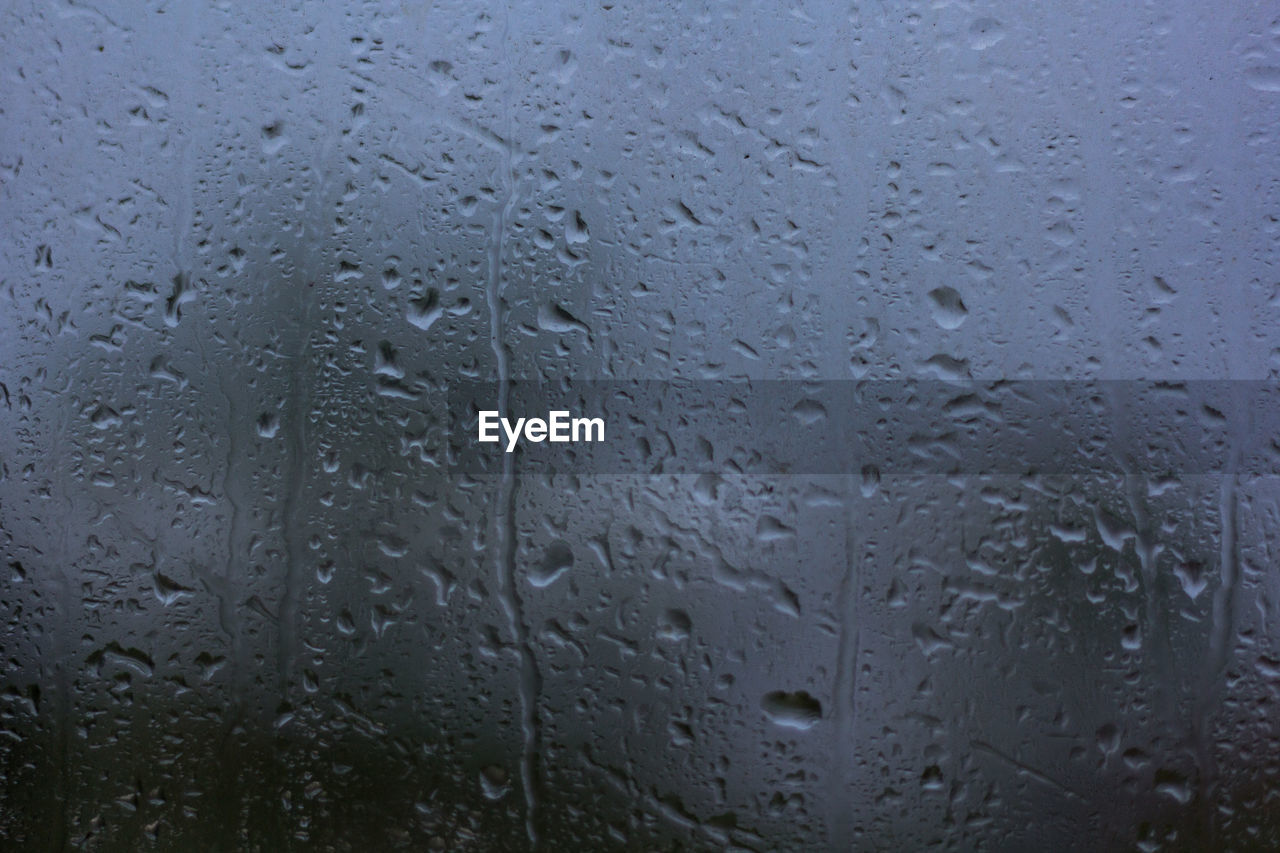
[278,11,345,708]
[487,9,542,846]
[51,412,74,852]
[1105,383,1176,732]
[278,43,339,701]
[277,288,314,697]
[829,475,862,847]
[1194,386,1247,841]
[208,335,250,842]
[216,362,247,721]
[193,321,246,738]
[1122,470,1174,714]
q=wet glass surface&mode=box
[2,2,1280,850]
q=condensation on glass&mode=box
[2,1,1279,850]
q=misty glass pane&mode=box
[2,1,1279,850]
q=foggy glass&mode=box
[2,1,1279,850]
